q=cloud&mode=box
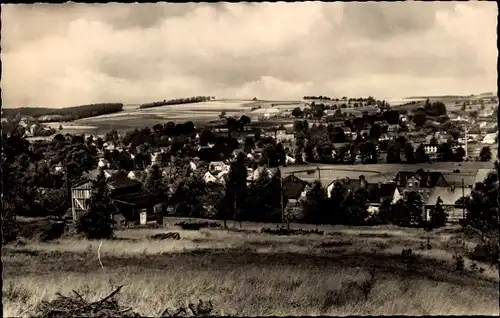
[1,2,497,107]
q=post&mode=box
[280,167,284,227]
[464,123,468,159]
[462,178,465,220]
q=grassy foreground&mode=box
[2,220,499,316]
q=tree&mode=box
[292,107,304,118]
[76,170,115,239]
[430,136,438,145]
[437,142,453,162]
[144,165,167,200]
[302,180,328,226]
[359,141,377,164]
[386,142,401,163]
[415,144,429,163]
[428,197,448,228]
[59,124,63,131]
[369,123,382,140]
[226,152,248,228]
[404,143,415,164]
[413,111,427,127]
[480,146,492,162]
[453,146,466,162]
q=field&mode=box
[282,162,494,187]
[61,99,304,134]
[3,217,498,317]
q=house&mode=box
[482,133,497,145]
[326,175,369,198]
[162,166,178,179]
[98,158,110,168]
[395,170,448,188]
[203,169,229,186]
[70,170,143,223]
[367,182,400,206]
[86,169,118,180]
[209,161,230,174]
[127,170,148,182]
[54,162,64,174]
[113,191,166,225]
[285,155,296,165]
[423,144,438,156]
[282,175,311,205]
[387,124,399,132]
[424,186,472,222]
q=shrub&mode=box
[469,238,499,267]
[260,227,324,236]
[174,221,222,230]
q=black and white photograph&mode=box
[2,1,499,317]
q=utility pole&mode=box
[280,167,284,227]
[464,122,468,159]
[462,178,465,220]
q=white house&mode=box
[482,133,497,145]
[423,144,438,155]
[285,155,296,165]
[98,158,110,168]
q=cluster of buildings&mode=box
[282,168,496,223]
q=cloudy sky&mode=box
[2,2,497,108]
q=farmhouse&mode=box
[395,170,447,188]
[423,144,438,156]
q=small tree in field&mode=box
[76,170,115,239]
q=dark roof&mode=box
[282,175,311,199]
[113,191,165,208]
[395,170,447,188]
[367,183,397,203]
[107,171,142,191]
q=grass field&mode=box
[3,218,499,317]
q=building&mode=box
[423,144,438,156]
[70,170,150,223]
[424,186,472,222]
[282,175,311,210]
[395,170,448,188]
[482,133,497,145]
[325,176,369,198]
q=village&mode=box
[3,95,497,229]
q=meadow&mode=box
[3,218,499,317]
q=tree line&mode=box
[3,103,124,122]
[139,96,213,109]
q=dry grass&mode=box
[3,221,499,317]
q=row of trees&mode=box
[139,96,213,109]
[3,103,124,122]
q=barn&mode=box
[70,170,159,224]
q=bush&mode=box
[469,238,499,267]
[174,221,222,230]
[260,227,324,236]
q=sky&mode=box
[1,2,498,108]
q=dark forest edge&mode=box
[3,103,124,122]
[139,96,214,109]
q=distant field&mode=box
[3,220,498,316]
[70,99,301,133]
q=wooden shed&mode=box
[71,180,93,222]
